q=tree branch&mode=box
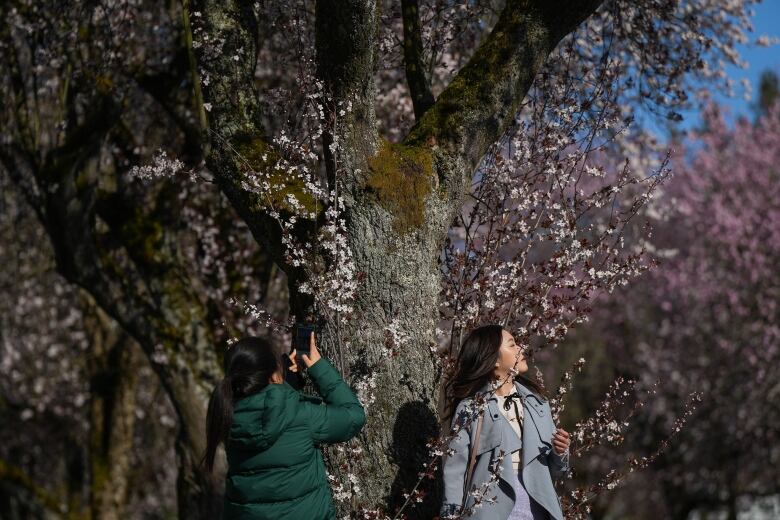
[401,0,434,120]
[190,0,321,282]
[315,0,379,190]
[404,0,605,174]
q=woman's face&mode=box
[494,329,528,380]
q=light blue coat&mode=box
[440,380,570,519]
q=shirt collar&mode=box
[476,377,535,401]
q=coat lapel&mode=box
[473,379,548,465]
[514,381,543,440]
[471,381,505,454]
[515,381,553,467]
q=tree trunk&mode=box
[84,296,141,520]
[330,203,451,516]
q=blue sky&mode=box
[678,0,780,130]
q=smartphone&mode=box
[294,323,315,359]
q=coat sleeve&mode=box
[545,407,570,478]
[302,358,366,444]
[440,400,472,518]
[548,447,570,478]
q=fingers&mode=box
[552,428,571,453]
[310,331,317,351]
[301,353,311,366]
[287,349,298,372]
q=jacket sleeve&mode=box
[543,401,570,479]
[303,358,366,444]
[548,447,570,478]
[440,401,471,518]
[547,410,570,478]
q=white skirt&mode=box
[506,467,551,520]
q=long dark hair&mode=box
[442,324,547,426]
[201,336,280,473]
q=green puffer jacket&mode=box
[223,358,366,520]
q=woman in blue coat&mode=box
[440,324,571,519]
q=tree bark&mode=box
[401,0,435,120]
[0,3,281,517]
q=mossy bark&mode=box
[310,4,447,516]
[366,139,437,234]
[96,194,223,520]
[405,0,606,179]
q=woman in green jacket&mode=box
[202,332,366,519]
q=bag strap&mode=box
[460,409,485,512]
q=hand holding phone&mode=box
[293,323,322,368]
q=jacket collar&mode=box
[476,377,538,401]
[475,377,540,421]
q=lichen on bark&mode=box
[366,139,436,234]
[232,135,319,215]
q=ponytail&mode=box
[200,336,280,473]
[202,377,235,473]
